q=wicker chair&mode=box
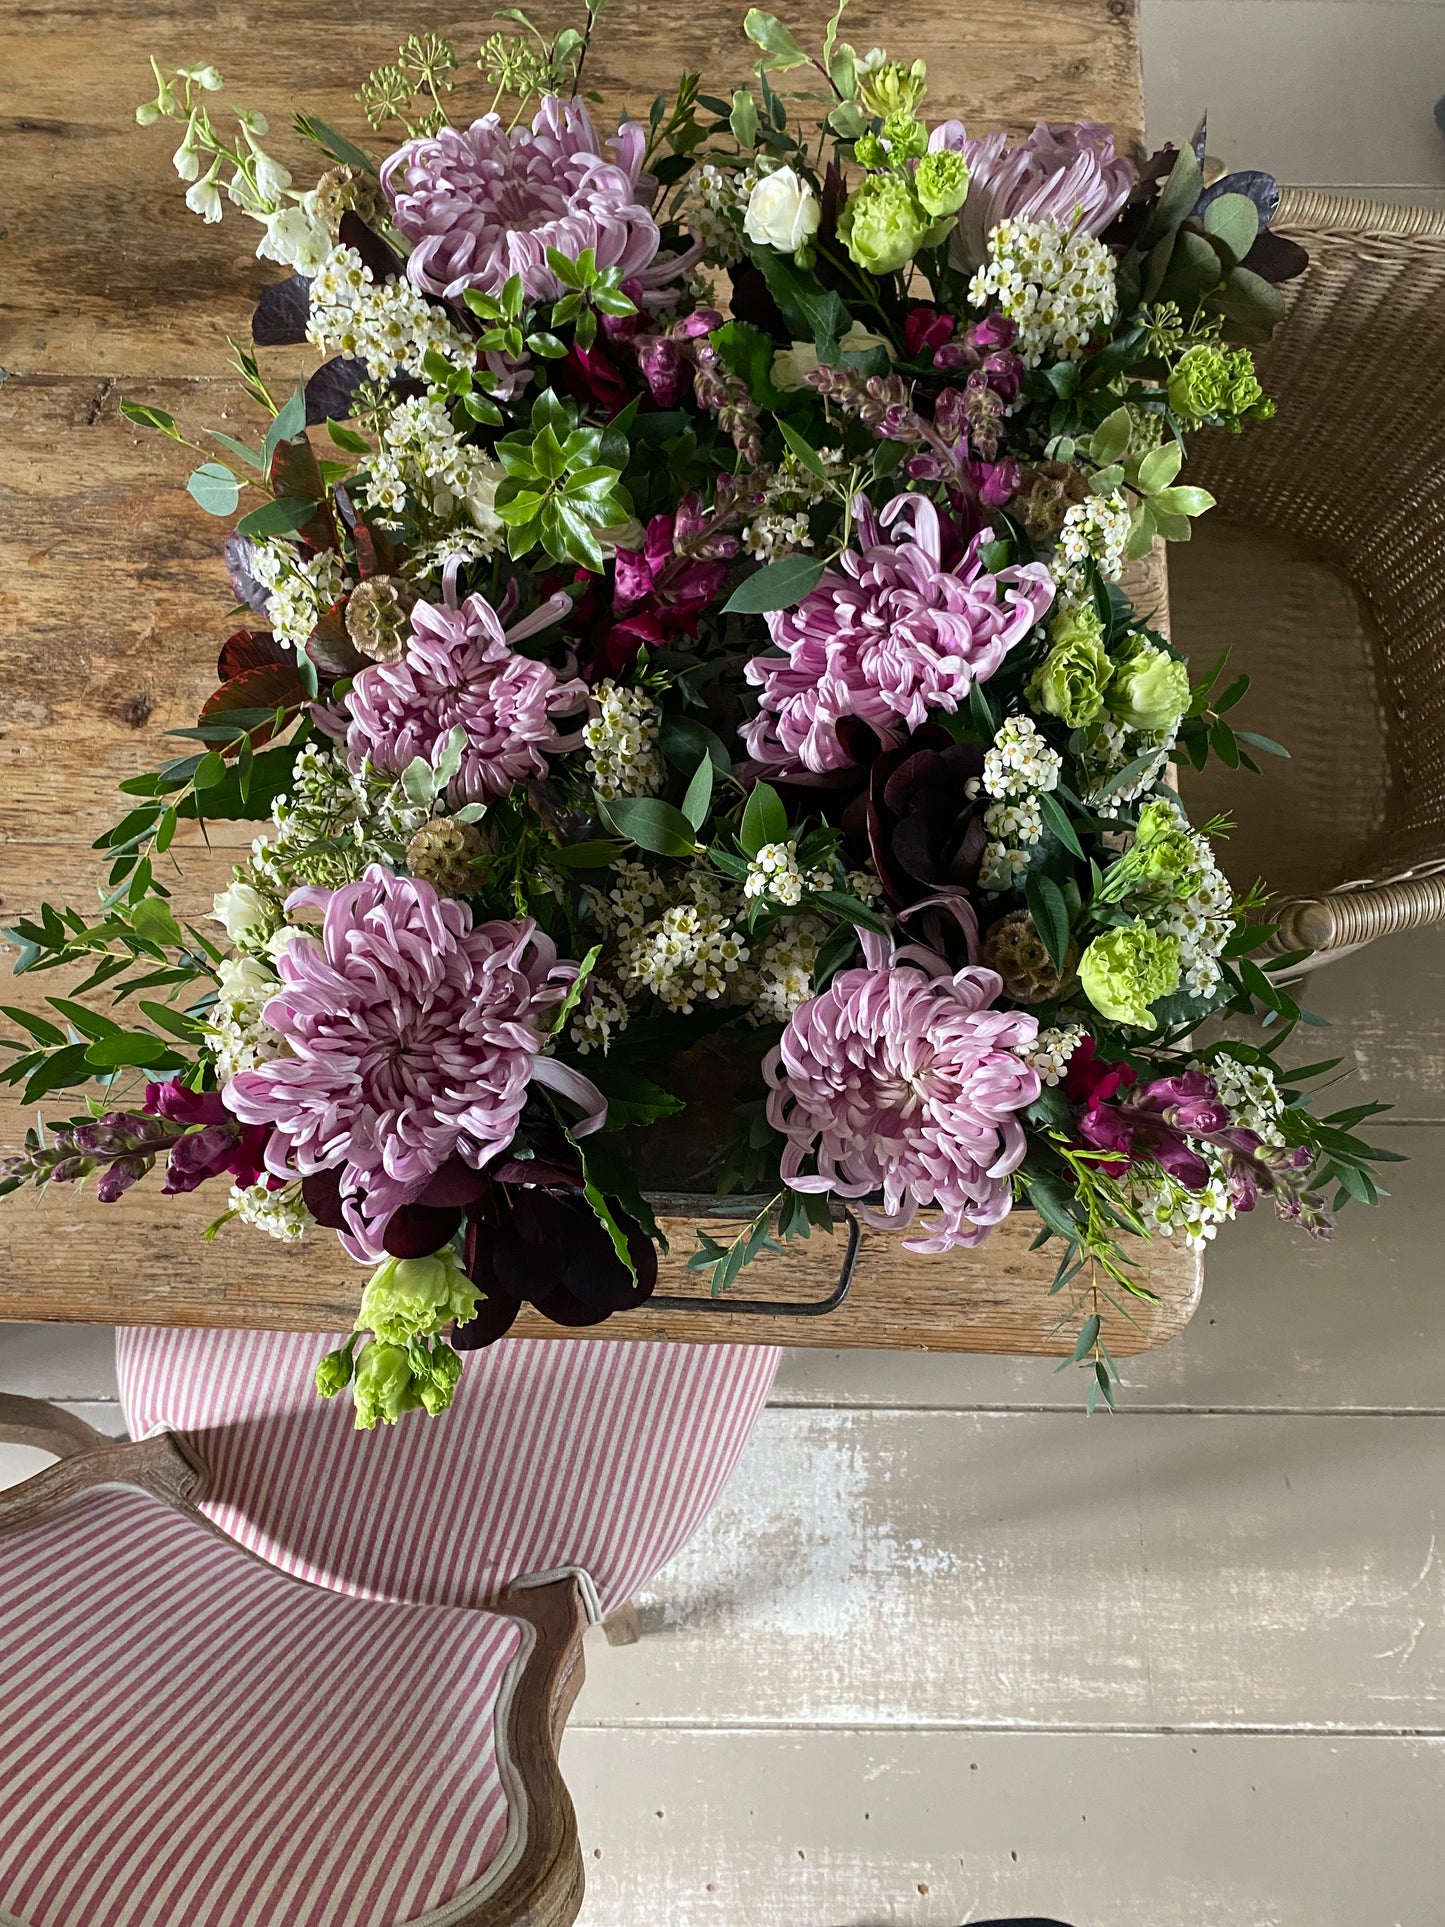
[1173,189,1445,966]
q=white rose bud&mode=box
[743,167,822,255]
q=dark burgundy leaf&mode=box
[301,1168,347,1229]
[492,1155,586,1189]
[305,358,370,426]
[559,1198,658,1310]
[382,1202,463,1257]
[252,275,313,347]
[305,603,368,679]
[1241,229,1310,284]
[217,629,287,682]
[1196,170,1281,230]
[200,662,307,740]
[451,1291,521,1349]
[269,436,327,504]
[338,210,407,282]
[226,534,274,615]
[527,1280,616,1328]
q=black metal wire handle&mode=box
[651,1208,860,1319]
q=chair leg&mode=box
[601,1601,640,1646]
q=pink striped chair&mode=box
[2,1337,777,1926]
[0,1398,588,1927]
[114,1331,779,1620]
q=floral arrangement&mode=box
[1,8,1400,1422]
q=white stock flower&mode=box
[744,167,821,254]
[210,880,272,948]
[256,200,332,273]
[185,167,224,224]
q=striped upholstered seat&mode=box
[117,1333,778,1618]
[0,1482,532,1927]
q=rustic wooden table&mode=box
[0,0,1199,1351]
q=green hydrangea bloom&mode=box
[1107,640,1191,735]
[913,148,970,218]
[1167,344,1267,424]
[355,1248,479,1346]
[1026,604,1111,727]
[352,1341,425,1430]
[840,174,931,274]
[1079,920,1182,1028]
[856,56,928,120]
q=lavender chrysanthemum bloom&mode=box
[764,929,1041,1254]
[226,866,599,1257]
[930,119,1136,270]
[741,494,1054,778]
[382,97,701,306]
[333,588,587,805]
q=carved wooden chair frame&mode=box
[0,1393,589,1927]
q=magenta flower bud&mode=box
[96,1156,150,1204]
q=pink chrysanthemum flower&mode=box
[929,119,1136,270]
[225,866,599,1255]
[764,930,1041,1253]
[336,588,587,805]
[740,494,1054,778]
[382,97,700,305]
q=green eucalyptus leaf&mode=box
[1201,191,1260,264]
[187,462,241,517]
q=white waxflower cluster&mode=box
[584,682,666,801]
[362,395,508,533]
[229,1178,311,1243]
[618,870,751,1014]
[1155,824,1234,998]
[1054,490,1132,585]
[203,955,285,1081]
[976,715,1062,886]
[981,715,1062,800]
[742,447,846,559]
[569,979,632,1057]
[1018,1023,1087,1086]
[750,916,825,1025]
[845,866,885,907]
[742,511,813,561]
[1131,1151,1236,1251]
[743,841,828,908]
[1079,717,1175,820]
[247,543,352,653]
[689,162,761,265]
[967,216,1118,367]
[306,244,472,381]
[1209,1057,1286,1145]
[249,742,430,895]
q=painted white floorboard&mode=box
[562,1730,1445,1927]
[579,1410,1445,1729]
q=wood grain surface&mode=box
[0,1,1188,1353]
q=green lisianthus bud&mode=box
[1026,604,1111,727]
[1128,802,1204,895]
[1167,344,1266,425]
[839,173,931,275]
[417,1342,464,1417]
[314,1344,355,1399]
[880,109,928,159]
[1107,641,1190,735]
[856,55,928,120]
[352,1342,424,1429]
[854,132,887,170]
[355,1247,480,1346]
[912,149,970,218]
[1079,921,1182,1029]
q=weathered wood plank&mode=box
[774,1120,1443,1411]
[560,1729,1445,1927]
[0,1175,1197,1352]
[578,1409,1445,1726]
[1,1,1142,377]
